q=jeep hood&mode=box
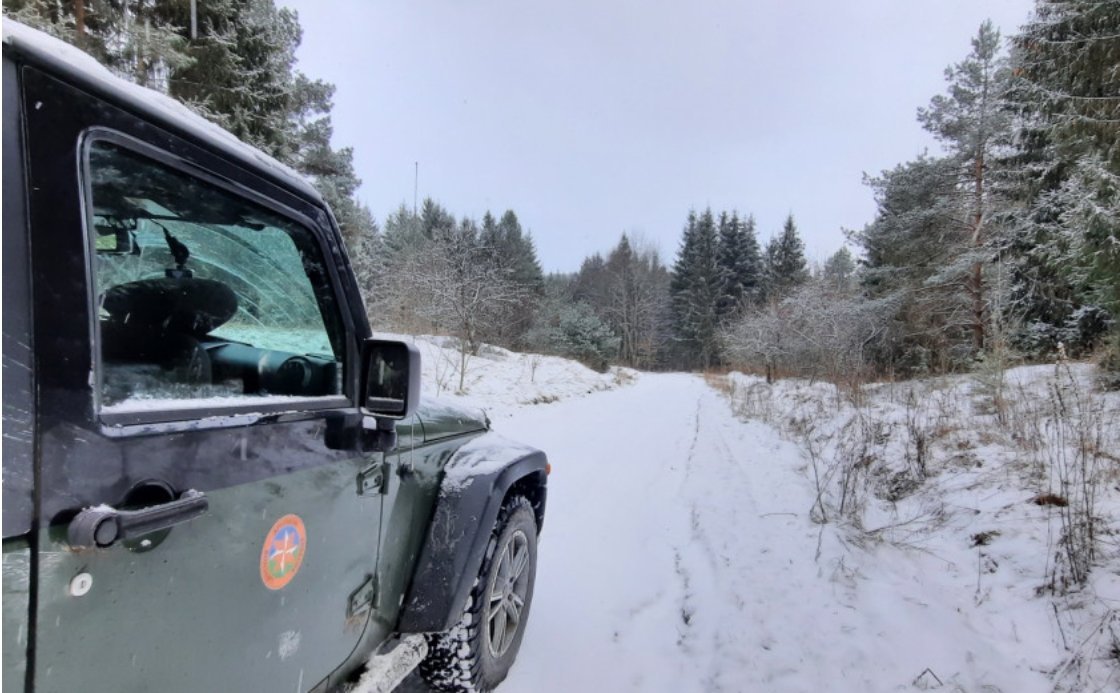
[416,396,489,443]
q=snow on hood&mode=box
[418,395,488,430]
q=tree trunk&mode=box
[74,1,85,39]
[970,151,986,352]
[458,343,467,394]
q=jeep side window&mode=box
[85,138,344,413]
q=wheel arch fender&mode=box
[397,433,548,633]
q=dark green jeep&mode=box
[2,20,547,693]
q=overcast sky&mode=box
[280,0,1035,273]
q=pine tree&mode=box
[3,0,378,278]
[854,155,969,372]
[4,0,193,87]
[918,20,1014,352]
[822,247,857,291]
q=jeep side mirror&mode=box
[361,339,420,420]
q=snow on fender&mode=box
[440,432,540,494]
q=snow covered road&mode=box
[497,372,823,692]
[488,372,1056,693]
[483,371,854,692]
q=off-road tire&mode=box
[419,495,538,692]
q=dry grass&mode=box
[720,361,1116,591]
[702,372,732,396]
[716,360,1120,688]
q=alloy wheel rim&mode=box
[486,529,530,659]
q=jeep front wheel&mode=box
[420,496,538,692]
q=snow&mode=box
[353,635,428,693]
[387,335,636,421]
[387,353,1118,693]
[100,394,322,415]
[440,433,538,493]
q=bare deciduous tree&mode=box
[724,280,893,388]
[375,219,528,392]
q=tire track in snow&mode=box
[495,373,823,692]
[672,382,767,691]
[491,373,707,693]
[673,396,706,662]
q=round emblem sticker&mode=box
[260,514,306,590]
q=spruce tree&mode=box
[1008,0,1120,363]
[714,210,763,317]
[764,214,810,300]
[477,210,544,347]
[490,211,545,291]
[572,253,610,310]
[736,214,764,306]
[716,212,744,320]
[670,209,723,368]
[420,198,456,239]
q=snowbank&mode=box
[378,334,637,420]
[725,363,1120,691]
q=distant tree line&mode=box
[15,0,1115,384]
[358,196,821,376]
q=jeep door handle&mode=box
[68,489,209,549]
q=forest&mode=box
[7,0,1118,388]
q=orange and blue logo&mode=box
[260,514,306,590]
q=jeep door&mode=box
[21,67,383,692]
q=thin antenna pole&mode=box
[190,0,197,40]
[413,162,419,217]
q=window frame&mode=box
[80,128,353,427]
